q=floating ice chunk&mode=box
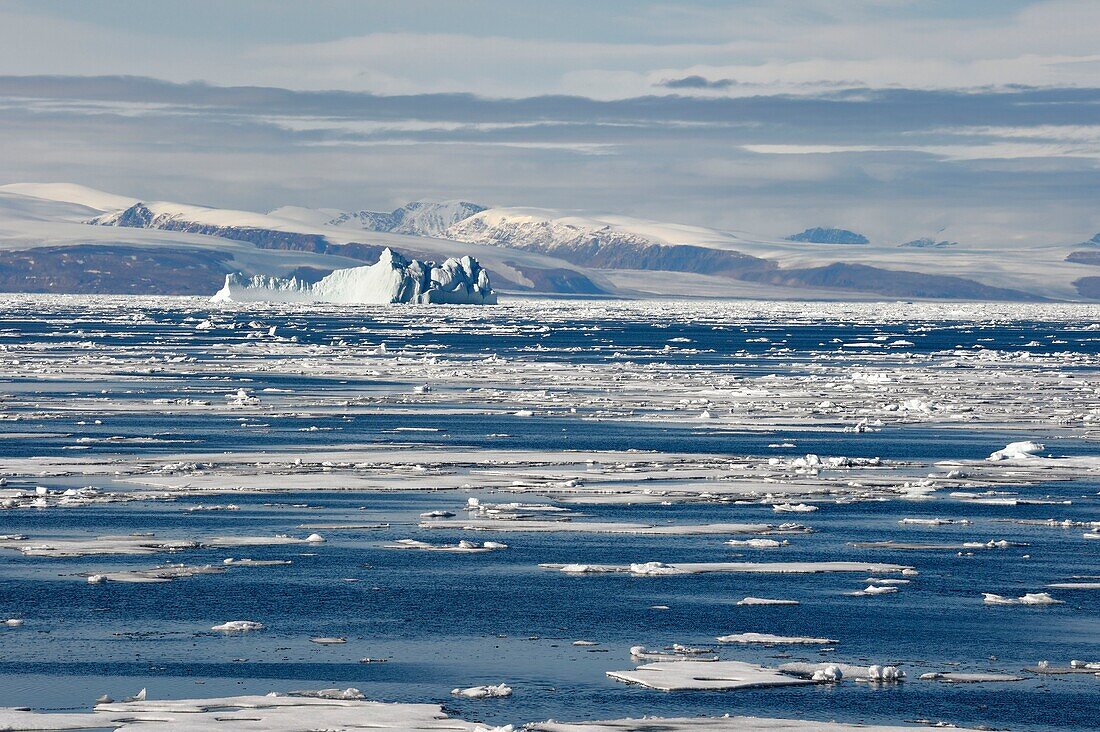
[451,683,512,698]
[919,672,1023,683]
[630,645,717,662]
[629,562,681,576]
[988,441,1044,461]
[292,688,366,700]
[310,636,347,644]
[898,518,971,526]
[812,665,843,682]
[726,539,788,549]
[736,597,799,606]
[772,503,817,513]
[2,619,23,627]
[717,632,836,645]
[424,519,800,536]
[847,584,898,597]
[1020,592,1063,605]
[983,592,1063,605]
[384,539,507,553]
[866,665,904,682]
[226,388,260,407]
[607,660,817,691]
[528,714,983,731]
[543,561,912,576]
[212,620,264,632]
[0,689,515,730]
[305,533,326,543]
[778,661,901,682]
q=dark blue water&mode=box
[0,299,1097,730]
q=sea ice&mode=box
[736,597,799,606]
[212,620,264,632]
[451,683,513,698]
[982,592,1063,605]
[606,660,818,692]
[717,632,836,645]
[987,441,1045,461]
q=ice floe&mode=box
[0,690,511,731]
[717,632,836,645]
[384,539,508,553]
[982,592,1063,605]
[736,597,799,606]
[987,441,1045,461]
[451,683,513,698]
[607,660,817,692]
[212,620,264,632]
[542,561,913,576]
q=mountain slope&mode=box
[329,201,486,237]
[0,183,1094,301]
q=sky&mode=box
[0,0,1098,244]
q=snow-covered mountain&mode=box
[91,201,336,253]
[330,201,486,237]
[786,227,869,245]
[0,182,1096,301]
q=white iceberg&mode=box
[982,591,1063,605]
[450,683,512,698]
[212,620,264,632]
[212,248,497,305]
[988,441,1044,461]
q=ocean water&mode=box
[0,297,1097,730]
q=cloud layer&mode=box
[0,2,1096,245]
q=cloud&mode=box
[0,74,1096,246]
[658,75,738,89]
[3,1,1100,98]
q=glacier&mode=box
[212,248,497,305]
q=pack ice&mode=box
[212,248,497,305]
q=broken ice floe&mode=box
[421,519,808,536]
[982,592,1063,605]
[451,684,513,699]
[717,632,836,645]
[736,597,799,606]
[988,441,1045,461]
[607,660,816,691]
[0,690,511,731]
[918,672,1023,683]
[212,620,264,632]
[384,539,508,553]
[778,662,905,683]
[726,539,788,549]
[0,533,324,558]
[543,561,913,576]
[629,645,718,662]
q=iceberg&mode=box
[212,248,497,305]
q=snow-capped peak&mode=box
[0,182,140,213]
[328,200,486,237]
